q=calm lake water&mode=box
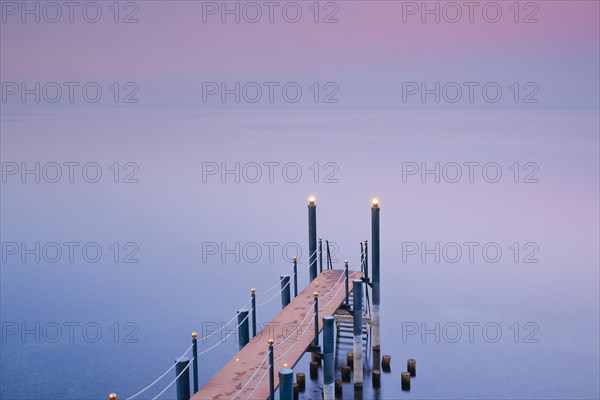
[1,108,599,399]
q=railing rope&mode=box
[121,247,358,400]
[124,343,194,400]
[254,249,318,297]
[151,355,195,400]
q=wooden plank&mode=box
[193,269,362,400]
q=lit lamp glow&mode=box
[309,196,315,205]
[372,198,379,208]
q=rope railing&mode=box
[229,350,271,400]
[198,313,249,356]
[256,278,291,307]
[151,355,195,400]
[122,242,361,400]
[125,344,194,400]
[274,310,315,362]
[247,362,271,400]
[254,249,318,297]
[197,297,253,343]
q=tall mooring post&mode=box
[371,198,381,351]
[323,316,335,400]
[308,196,317,281]
[353,279,363,388]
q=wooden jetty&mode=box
[193,269,363,400]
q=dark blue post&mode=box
[293,257,298,297]
[237,310,249,350]
[308,196,317,281]
[364,239,369,280]
[319,237,323,273]
[313,292,319,346]
[268,339,275,400]
[371,199,380,350]
[175,358,191,400]
[280,275,291,308]
[323,316,335,399]
[279,368,294,400]
[353,279,363,386]
[344,260,349,307]
[251,288,257,337]
[191,333,198,393]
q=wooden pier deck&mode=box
[193,269,363,400]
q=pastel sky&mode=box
[1,0,599,108]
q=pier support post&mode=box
[281,275,291,308]
[251,288,257,337]
[279,368,294,400]
[175,358,191,400]
[237,310,249,349]
[191,332,199,393]
[323,316,335,400]
[344,260,349,307]
[401,372,411,391]
[408,359,416,376]
[268,339,275,400]
[313,292,319,347]
[308,196,317,281]
[319,237,323,273]
[352,279,363,387]
[371,199,381,351]
[293,257,298,297]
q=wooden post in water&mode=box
[323,316,335,399]
[335,379,343,398]
[382,355,391,372]
[372,370,381,388]
[341,365,351,382]
[279,368,294,400]
[296,372,305,391]
[175,358,191,400]
[250,288,257,337]
[191,332,199,393]
[371,199,381,351]
[237,310,249,349]
[401,372,411,391]
[352,279,363,388]
[281,275,291,308]
[308,196,317,281]
[408,359,416,376]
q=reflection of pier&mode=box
[110,197,383,400]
